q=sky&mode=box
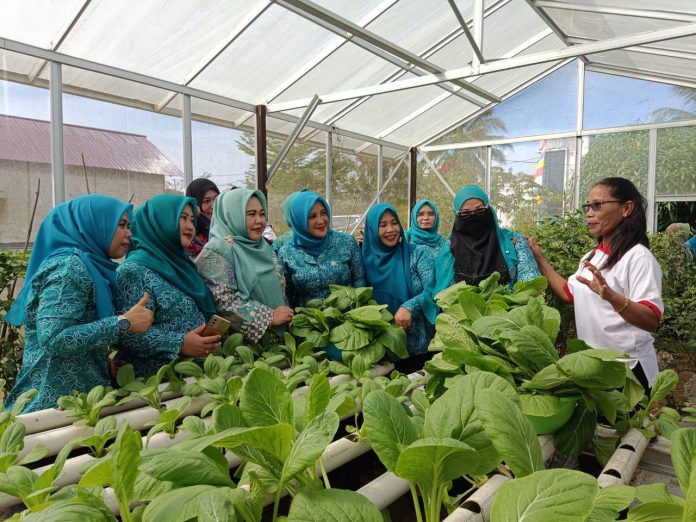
[2,59,695,184]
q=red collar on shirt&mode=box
[595,242,612,255]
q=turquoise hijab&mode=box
[289,191,332,256]
[6,194,131,325]
[125,195,216,317]
[405,199,447,250]
[281,189,307,227]
[424,185,517,323]
[362,203,412,315]
[206,189,285,308]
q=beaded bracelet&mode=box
[613,295,630,314]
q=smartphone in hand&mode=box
[202,314,231,337]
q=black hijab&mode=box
[451,208,510,286]
[185,178,220,239]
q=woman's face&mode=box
[180,205,196,248]
[378,211,401,248]
[307,200,330,238]
[246,196,266,241]
[109,213,132,259]
[201,189,218,219]
[416,204,436,231]
[458,198,486,217]
[585,184,632,240]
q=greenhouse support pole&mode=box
[573,60,585,210]
[409,147,417,222]
[255,104,267,197]
[485,146,492,195]
[647,129,657,233]
[377,145,383,203]
[574,136,582,209]
[182,94,193,188]
[325,132,333,205]
[50,61,65,206]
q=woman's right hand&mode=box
[123,292,154,333]
[181,324,222,357]
[526,236,545,262]
[271,306,294,326]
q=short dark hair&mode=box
[589,177,649,270]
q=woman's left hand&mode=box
[576,260,616,301]
[394,307,412,331]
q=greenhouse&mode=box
[1,1,696,521]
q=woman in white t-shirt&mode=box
[528,177,663,392]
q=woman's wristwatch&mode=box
[117,315,131,333]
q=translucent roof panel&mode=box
[588,49,696,86]
[189,4,340,104]
[0,49,44,80]
[57,0,269,84]
[312,0,393,24]
[0,0,87,49]
[186,98,255,131]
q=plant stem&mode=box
[319,456,331,488]
[410,483,424,522]
[272,484,283,522]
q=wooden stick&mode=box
[81,153,91,194]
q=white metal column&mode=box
[647,129,658,233]
[325,132,333,205]
[182,94,193,188]
[574,59,585,209]
[485,146,492,195]
[377,145,384,203]
[50,61,65,206]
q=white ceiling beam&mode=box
[268,23,696,113]
[525,0,589,64]
[585,62,696,90]
[447,0,485,65]
[473,0,484,70]
[27,0,92,83]
[154,2,271,112]
[276,0,500,103]
[533,1,696,23]
[356,28,554,149]
[567,36,696,62]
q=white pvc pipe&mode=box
[443,474,510,522]
[597,428,649,488]
[357,471,410,510]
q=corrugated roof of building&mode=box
[0,114,182,177]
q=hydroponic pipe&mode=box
[442,474,510,522]
[597,428,649,488]
[357,471,410,510]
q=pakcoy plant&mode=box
[290,284,408,367]
[362,371,545,522]
[489,426,696,522]
[426,273,633,457]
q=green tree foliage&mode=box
[1,250,29,390]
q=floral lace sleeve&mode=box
[195,248,274,344]
[511,231,542,283]
[402,244,436,316]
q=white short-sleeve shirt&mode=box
[566,243,663,386]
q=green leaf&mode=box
[142,484,246,522]
[521,364,571,391]
[363,390,418,472]
[303,374,330,428]
[457,290,487,321]
[626,501,683,521]
[553,402,597,458]
[500,325,558,373]
[280,411,339,485]
[684,450,696,522]
[491,469,599,522]
[649,369,679,405]
[589,484,635,521]
[624,370,647,410]
[586,389,630,425]
[239,368,294,427]
[519,394,561,417]
[475,388,544,477]
[116,364,136,387]
[112,423,142,516]
[139,449,234,488]
[635,483,681,505]
[23,499,118,521]
[557,351,627,390]
[672,428,696,494]
[285,488,383,522]
[395,437,478,491]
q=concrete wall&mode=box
[0,160,165,245]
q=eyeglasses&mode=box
[581,200,624,212]
[457,206,487,218]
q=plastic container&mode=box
[525,395,579,435]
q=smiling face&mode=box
[108,213,132,259]
[378,210,401,248]
[585,184,633,242]
[307,200,330,238]
[245,196,266,241]
[200,189,218,219]
[416,204,436,231]
[179,205,196,248]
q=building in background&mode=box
[0,114,181,247]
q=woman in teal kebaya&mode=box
[196,189,293,344]
[405,199,447,255]
[116,195,220,377]
[277,191,365,308]
[6,195,153,413]
[362,203,435,366]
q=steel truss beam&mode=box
[532,1,696,24]
[268,23,696,113]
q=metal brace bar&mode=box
[350,153,409,234]
[267,95,321,182]
[419,150,456,197]
[447,0,484,64]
